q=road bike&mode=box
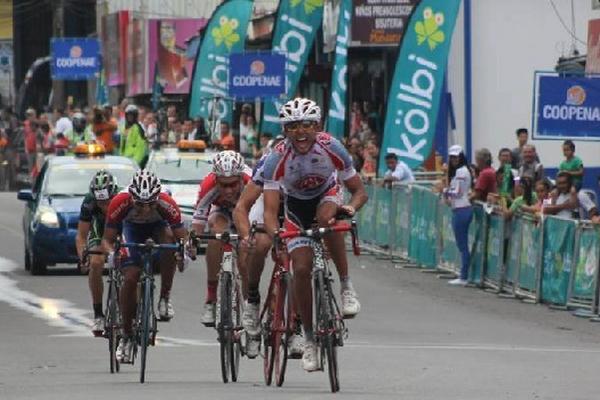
[277,219,360,392]
[190,230,244,383]
[251,223,296,387]
[116,237,184,383]
[81,247,122,374]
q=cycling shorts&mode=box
[119,221,168,268]
[284,184,342,253]
[86,218,104,249]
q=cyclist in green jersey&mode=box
[76,170,120,336]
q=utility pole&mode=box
[52,0,65,110]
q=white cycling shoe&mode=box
[91,316,104,337]
[158,297,174,321]
[287,333,304,359]
[341,289,361,318]
[246,335,260,359]
[302,341,319,372]
[116,336,133,363]
[242,302,261,336]
[201,303,216,327]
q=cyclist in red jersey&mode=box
[189,151,252,326]
[102,170,186,362]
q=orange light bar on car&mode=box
[178,140,206,152]
[74,143,106,157]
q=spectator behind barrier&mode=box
[544,172,577,219]
[383,153,414,186]
[496,148,517,205]
[472,148,497,202]
[502,176,536,219]
[559,140,584,191]
[518,144,544,182]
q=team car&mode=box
[145,140,215,227]
[17,144,138,274]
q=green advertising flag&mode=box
[260,0,325,135]
[379,0,461,175]
[325,0,351,140]
[188,0,253,124]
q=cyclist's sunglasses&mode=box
[284,120,317,132]
[134,200,156,208]
[216,180,241,189]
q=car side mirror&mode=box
[17,189,35,202]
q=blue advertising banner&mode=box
[228,52,286,98]
[188,0,254,123]
[379,0,461,174]
[51,38,100,80]
[260,0,325,135]
[533,73,600,141]
[326,0,351,140]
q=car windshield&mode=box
[147,156,212,183]
[43,163,137,196]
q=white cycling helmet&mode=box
[125,104,139,114]
[129,169,161,203]
[212,151,245,177]
[279,97,321,123]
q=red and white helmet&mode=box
[279,97,321,123]
[212,151,245,177]
[129,169,161,203]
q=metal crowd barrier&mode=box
[353,182,600,322]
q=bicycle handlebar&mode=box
[275,220,361,256]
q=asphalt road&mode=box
[1,192,599,400]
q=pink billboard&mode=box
[127,14,147,96]
[147,18,207,94]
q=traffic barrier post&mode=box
[567,223,600,316]
[540,215,576,307]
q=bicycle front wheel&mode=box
[106,279,120,374]
[274,272,291,387]
[219,273,232,384]
[139,277,153,383]
[316,270,340,392]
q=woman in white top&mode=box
[443,145,473,285]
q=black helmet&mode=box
[89,170,119,200]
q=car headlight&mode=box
[36,206,60,228]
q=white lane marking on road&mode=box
[0,256,215,347]
[0,256,93,335]
[345,342,600,354]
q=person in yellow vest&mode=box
[119,105,148,167]
[65,112,94,153]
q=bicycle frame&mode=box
[116,238,183,384]
[190,231,243,383]
[276,220,359,392]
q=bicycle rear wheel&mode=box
[219,273,232,384]
[139,277,153,383]
[316,271,340,392]
[262,310,274,386]
[274,272,291,387]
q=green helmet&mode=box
[89,170,119,200]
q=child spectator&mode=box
[496,148,516,201]
[559,140,584,191]
[362,140,379,178]
[503,177,536,219]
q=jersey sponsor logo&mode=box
[109,196,132,221]
[294,174,326,191]
[158,197,179,219]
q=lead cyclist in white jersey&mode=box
[259,97,368,372]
